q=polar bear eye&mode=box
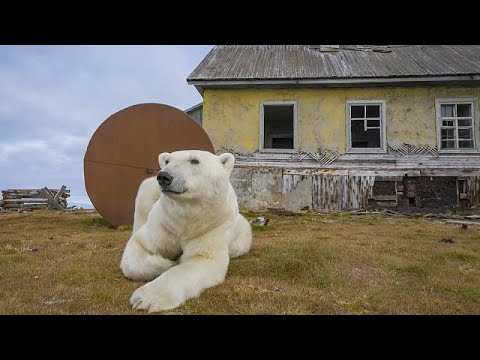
[190,159,199,165]
[165,160,169,165]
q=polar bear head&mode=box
[156,150,234,201]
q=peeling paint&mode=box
[205,87,480,211]
[290,148,340,164]
[387,144,438,156]
[203,87,480,153]
[282,175,306,194]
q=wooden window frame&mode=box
[346,100,387,154]
[260,101,297,153]
[436,98,479,154]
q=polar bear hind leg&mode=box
[132,177,161,234]
[228,214,252,258]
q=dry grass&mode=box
[0,209,479,314]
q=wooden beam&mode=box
[445,220,480,226]
[375,176,403,182]
[372,195,398,201]
[3,199,49,203]
[2,194,70,199]
[3,189,70,193]
[53,185,67,204]
[2,203,49,209]
[283,168,421,177]
[284,169,349,176]
[41,187,64,210]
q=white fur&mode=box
[120,150,252,312]
[132,176,161,234]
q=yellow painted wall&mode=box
[202,87,480,154]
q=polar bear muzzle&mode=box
[157,171,173,187]
[157,171,186,195]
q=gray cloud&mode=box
[0,45,213,208]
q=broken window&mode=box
[347,102,385,152]
[262,103,295,150]
[437,99,476,151]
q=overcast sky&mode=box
[0,45,214,208]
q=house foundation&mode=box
[230,153,480,212]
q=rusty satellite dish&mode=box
[84,103,215,226]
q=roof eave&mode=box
[193,85,204,96]
[188,75,480,91]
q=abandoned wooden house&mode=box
[187,45,480,211]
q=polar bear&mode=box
[120,150,252,312]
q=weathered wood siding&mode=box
[466,177,480,206]
[231,165,480,211]
[312,175,375,211]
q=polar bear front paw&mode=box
[130,283,181,313]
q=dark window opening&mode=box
[263,104,294,149]
[272,137,294,149]
[351,106,364,118]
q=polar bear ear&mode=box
[219,152,235,173]
[158,152,170,169]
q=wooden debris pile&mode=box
[1,186,69,211]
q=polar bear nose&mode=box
[157,171,173,187]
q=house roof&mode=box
[184,102,203,113]
[187,45,480,88]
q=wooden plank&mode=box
[419,169,480,176]
[2,191,40,195]
[246,163,480,176]
[237,160,480,174]
[2,190,70,200]
[284,168,422,177]
[41,187,64,210]
[2,194,70,199]
[3,189,70,193]
[349,170,421,177]
[312,175,318,210]
[349,176,358,210]
[3,198,49,203]
[372,195,398,201]
[466,177,480,206]
[445,220,480,226]
[237,152,480,171]
[2,203,49,209]
[311,174,375,211]
[327,176,334,210]
[6,192,70,197]
[43,188,55,210]
[284,168,349,176]
[375,176,403,182]
[54,185,67,204]
[339,175,346,210]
